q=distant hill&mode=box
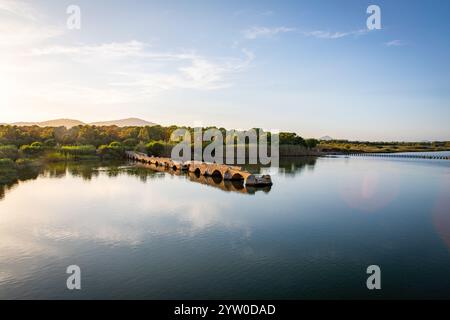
[11,119,85,128]
[320,135,334,141]
[6,118,157,128]
[89,118,156,127]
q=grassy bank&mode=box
[319,141,450,154]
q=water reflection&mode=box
[339,165,401,213]
[2,157,312,200]
[187,172,271,194]
[0,164,41,200]
[1,155,450,299]
[241,157,317,177]
[278,157,317,176]
[433,176,450,251]
[0,161,163,201]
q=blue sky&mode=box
[1,0,449,141]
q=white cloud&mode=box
[385,40,406,47]
[243,26,295,39]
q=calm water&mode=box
[0,154,449,299]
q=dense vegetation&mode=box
[0,124,316,148]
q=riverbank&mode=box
[319,140,450,154]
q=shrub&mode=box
[44,139,57,147]
[30,142,43,148]
[146,141,165,157]
[0,145,19,160]
[109,141,122,148]
[134,142,147,153]
[20,144,44,157]
[60,145,97,156]
[122,138,138,148]
[98,143,125,159]
[43,152,67,162]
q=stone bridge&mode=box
[186,161,252,181]
[125,151,272,186]
[125,151,187,171]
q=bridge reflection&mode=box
[187,172,271,195]
[135,162,271,195]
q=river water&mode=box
[0,153,449,299]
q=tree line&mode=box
[0,124,319,149]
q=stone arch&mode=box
[231,172,244,181]
[211,174,223,184]
[211,169,223,178]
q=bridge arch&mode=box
[231,172,244,181]
[211,169,223,178]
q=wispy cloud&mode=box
[108,48,254,93]
[0,0,40,21]
[0,21,62,46]
[233,10,275,18]
[0,0,62,47]
[242,26,369,41]
[385,40,406,47]
[242,26,295,39]
[15,40,256,106]
[259,10,274,17]
[29,41,148,58]
[302,29,368,39]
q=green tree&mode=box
[305,138,319,149]
[137,127,150,142]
